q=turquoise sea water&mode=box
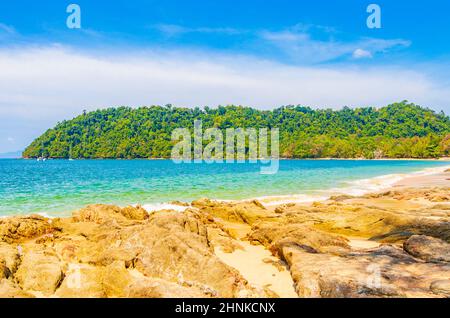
[0,159,449,217]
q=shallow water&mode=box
[0,159,448,217]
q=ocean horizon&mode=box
[0,158,448,218]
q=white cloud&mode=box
[0,46,448,116]
[0,45,449,152]
[7,137,15,143]
[153,24,243,37]
[260,29,410,63]
[353,49,372,59]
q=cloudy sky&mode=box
[0,0,450,153]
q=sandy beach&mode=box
[0,167,449,298]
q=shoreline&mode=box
[218,164,450,207]
[1,169,449,298]
[1,163,449,218]
[8,157,450,161]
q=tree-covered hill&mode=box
[23,101,450,159]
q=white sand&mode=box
[215,241,298,298]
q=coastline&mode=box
[14,157,450,161]
[1,161,449,218]
[225,164,450,207]
[0,164,449,298]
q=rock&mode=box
[102,261,133,297]
[281,245,409,297]
[251,200,266,210]
[72,204,124,223]
[0,243,20,274]
[191,199,274,225]
[0,264,10,279]
[403,235,450,263]
[274,207,284,214]
[55,264,106,298]
[56,209,255,298]
[0,279,34,298]
[430,280,450,297]
[329,195,355,202]
[120,205,149,220]
[0,215,53,243]
[15,249,64,295]
[192,198,217,208]
[207,227,243,253]
[130,212,251,298]
[72,204,148,224]
[170,201,190,207]
[1,188,450,298]
[248,223,350,254]
[125,276,209,298]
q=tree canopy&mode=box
[23,101,450,159]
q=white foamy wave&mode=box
[0,212,55,219]
[339,174,406,196]
[140,203,189,213]
[340,165,450,196]
[37,212,54,218]
[256,164,450,205]
[409,165,450,176]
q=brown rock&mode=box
[430,280,450,297]
[248,223,349,254]
[15,249,64,295]
[102,261,133,297]
[0,243,20,274]
[55,264,106,298]
[0,279,34,298]
[251,200,266,210]
[170,201,190,207]
[274,207,285,214]
[130,218,248,297]
[0,215,53,243]
[125,276,209,298]
[120,205,149,220]
[403,235,450,263]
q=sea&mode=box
[0,159,449,217]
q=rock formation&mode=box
[0,186,449,298]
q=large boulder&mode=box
[120,205,149,221]
[403,235,450,263]
[0,279,34,298]
[55,264,106,298]
[248,223,350,254]
[125,276,209,298]
[126,212,253,297]
[191,199,274,225]
[15,249,64,295]
[277,243,450,297]
[430,280,450,297]
[0,215,53,243]
[0,243,20,278]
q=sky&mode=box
[0,0,450,153]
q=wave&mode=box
[256,164,450,207]
[140,203,189,213]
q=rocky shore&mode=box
[1,173,449,298]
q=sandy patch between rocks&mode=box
[215,241,298,298]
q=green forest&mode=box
[23,101,450,159]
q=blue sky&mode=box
[0,0,450,152]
